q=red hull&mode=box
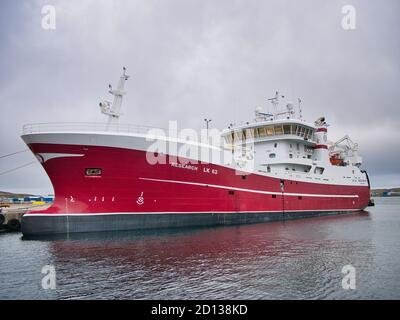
[25,143,370,216]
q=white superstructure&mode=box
[221,92,368,186]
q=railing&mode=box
[22,122,164,135]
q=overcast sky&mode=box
[0,0,399,195]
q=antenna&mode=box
[266,91,285,119]
[298,98,303,120]
[204,118,212,140]
[267,91,285,110]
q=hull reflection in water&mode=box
[28,212,375,299]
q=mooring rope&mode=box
[0,149,29,159]
[0,161,37,176]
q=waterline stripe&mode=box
[139,177,359,198]
[24,209,361,217]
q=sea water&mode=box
[0,197,399,299]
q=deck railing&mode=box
[22,122,164,135]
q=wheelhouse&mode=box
[222,122,316,145]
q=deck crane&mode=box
[328,135,362,167]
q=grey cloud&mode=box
[0,0,399,194]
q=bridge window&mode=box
[246,129,254,139]
[253,128,259,138]
[266,126,274,136]
[258,127,266,137]
[269,153,276,158]
[274,125,283,135]
[305,128,312,140]
[224,134,233,144]
[283,125,291,134]
[234,124,314,141]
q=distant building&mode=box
[23,196,54,203]
[43,197,54,203]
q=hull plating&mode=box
[21,142,370,235]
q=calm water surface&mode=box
[1,197,399,299]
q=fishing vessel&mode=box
[21,68,371,235]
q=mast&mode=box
[99,67,130,128]
[264,91,297,120]
[267,91,284,117]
